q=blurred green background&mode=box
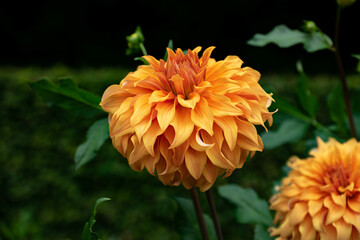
[1,0,360,239]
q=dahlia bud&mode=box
[126,26,145,55]
[303,20,317,33]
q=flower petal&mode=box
[169,106,194,148]
[190,97,214,135]
[214,116,237,151]
[185,148,207,179]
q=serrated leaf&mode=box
[247,24,333,52]
[174,197,216,240]
[254,224,273,240]
[218,184,273,226]
[82,197,111,240]
[29,77,104,118]
[260,118,309,149]
[75,119,109,170]
[296,61,318,117]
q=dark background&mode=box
[1,0,360,73]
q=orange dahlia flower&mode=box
[100,47,273,191]
[270,138,360,240]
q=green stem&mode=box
[139,43,148,56]
[205,189,224,240]
[190,188,209,240]
[334,7,358,139]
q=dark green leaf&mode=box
[29,77,104,118]
[261,118,309,149]
[174,197,216,240]
[218,184,273,226]
[327,84,347,133]
[254,224,273,240]
[82,197,111,240]
[296,61,318,117]
[247,24,333,52]
[75,119,109,170]
[134,57,149,65]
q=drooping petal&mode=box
[169,106,194,148]
[185,147,207,179]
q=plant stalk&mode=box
[334,7,358,140]
[190,188,209,240]
[205,189,224,240]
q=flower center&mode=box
[323,162,352,194]
[160,49,206,98]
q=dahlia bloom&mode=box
[100,47,273,191]
[270,138,360,240]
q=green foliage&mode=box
[352,54,360,73]
[254,224,273,240]
[75,119,110,170]
[174,197,216,240]
[28,77,105,118]
[82,197,111,240]
[327,84,347,135]
[247,24,333,52]
[261,118,309,150]
[296,61,318,118]
[218,184,272,226]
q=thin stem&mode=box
[334,7,358,140]
[190,188,209,240]
[205,189,224,240]
[139,43,148,56]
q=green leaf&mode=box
[82,197,111,240]
[247,24,333,52]
[174,197,217,240]
[261,118,309,149]
[327,84,347,134]
[254,224,273,240]
[29,77,104,118]
[218,184,273,226]
[274,97,312,123]
[352,54,360,73]
[296,61,318,117]
[75,119,109,170]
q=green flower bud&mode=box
[303,21,317,33]
[126,26,145,55]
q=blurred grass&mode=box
[0,65,359,240]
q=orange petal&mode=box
[142,120,163,156]
[130,94,152,126]
[202,161,219,184]
[189,129,214,151]
[148,90,174,103]
[128,135,148,165]
[320,224,337,240]
[331,193,347,207]
[100,84,132,113]
[298,215,316,240]
[324,196,345,224]
[289,202,308,226]
[177,92,200,109]
[206,92,243,117]
[308,198,324,217]
[185,148,207,179]
[214,116,237,151]
[169,74,185,96]
[190,97,214,135]
[312,207,327,232]
[343,208,360,233]
[333,219,352,240]
[155,101,176,131]
[169,106,194,148]
[348,193,360,213]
